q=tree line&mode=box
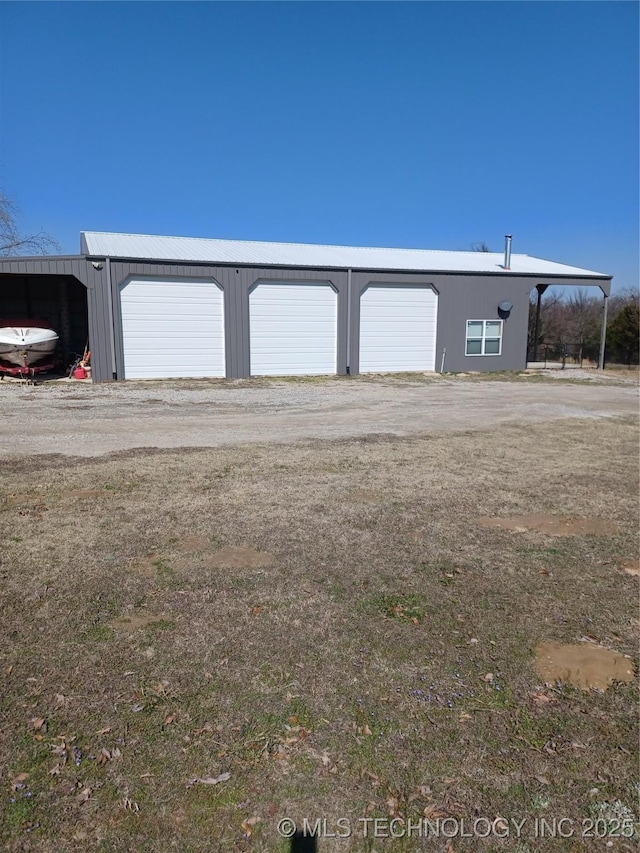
[528,287,639,366]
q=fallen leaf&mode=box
[11,772,29,790]
[251,606,261,615]
[76,787,91,805]
[241,816,261,837]
[163,714,176,726]
[532,691,556,707]
[197,772,231,786]
[459,713,472,722]
[467,638,479,645]
[361,769,381,785]
[535,775,550,786]
[480,673,494,683]
[96,748,112,765]
[5,665,13,676]
[53,693,66,708]
[30,717,46,730]
[424,803,447,819]
[96,726,112,735]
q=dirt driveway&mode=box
[0,374,637,457]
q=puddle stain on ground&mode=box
[620,559,640,577]
[535,642,635,691]
[110,613,168,630]
[195,546,275,569]
[477,515,618,536]
[177,536,214,552]
[129,543,274,575]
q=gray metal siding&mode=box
[434,275,534,373]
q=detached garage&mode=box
[0,231,612,382]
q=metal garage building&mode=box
[0,232,611,382]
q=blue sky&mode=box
[0,1,638,291]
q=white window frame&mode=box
[465,319,503,356]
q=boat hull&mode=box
[0,327,59,367]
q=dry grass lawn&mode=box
[1,415,638,851]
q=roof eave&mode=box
[80,252,612,280]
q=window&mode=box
[466,320,503,356]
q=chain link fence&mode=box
[527,342,599,369]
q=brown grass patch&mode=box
[477,514,618,536]
[620,558,640,577]
[192,545,275,569]
[346,489,381,504]
[110,612,169,630]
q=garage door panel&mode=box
[359,285,437,373]
[250,282,337,376]
[120,277,225,379]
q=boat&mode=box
[0,319,59,368]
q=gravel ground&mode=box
[1,375,637,457]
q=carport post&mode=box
[598,293,609,370]
[533,284,548,362]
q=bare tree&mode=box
[564,288,601,357]
[0,190,60,256]
[471,241,491,252]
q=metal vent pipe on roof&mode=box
[504,235,512,270]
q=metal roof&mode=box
[81,231,610,278]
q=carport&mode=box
[529,278,611,369]
[0,255,114,381]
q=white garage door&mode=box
[120,277,225,379]
[359,285,438,373]
[250,281,337,376]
